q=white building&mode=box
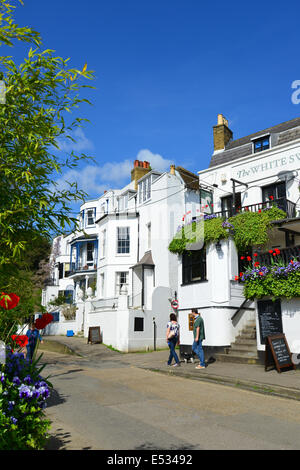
[177,114,300,361]
[42,159,201,351]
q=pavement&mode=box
[39,335,300,402]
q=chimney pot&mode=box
[213,114,232,151]
[170,164,175,175]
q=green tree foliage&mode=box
[0,0,94,266]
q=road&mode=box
[42,350,300,451]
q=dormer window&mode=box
[253,135,270,153]
[86,208,96,226]
[138,175,151,203]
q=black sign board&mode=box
[87,326,101,344]
[258,299,283,344]
[265,334,295,373]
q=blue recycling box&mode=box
[66,330,74,337]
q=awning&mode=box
[131,250,155,269]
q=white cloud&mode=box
[56,128,94,153]
[135,149,173,172]
[54,149,174,199]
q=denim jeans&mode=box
[192,340,205,367]
[167,338,180,365]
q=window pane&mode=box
[117,227,130,253]
[87,208,95,225]
[182,250,206,284]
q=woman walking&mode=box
[166,313,180,367]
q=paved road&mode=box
[42,350,300,450]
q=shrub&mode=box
[0,349,52,450]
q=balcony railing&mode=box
[214,197,296,220]
[65,263,97,277]
[256,245,300,267]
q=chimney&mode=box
[213,114,233,152]
[131,160,151,190]
[170,164,175,175]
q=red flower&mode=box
[269,195,274,200]
[43,313,54,326]
[291,260,294,264]
[11,335,28,348]
[35,313,54,330]
[275,249,280,254]
[253,253,258,257]
[254,262,260,267]
[258,209,262,213]
[269,250,273,254]
[0,293,20,310]
[247,256,252,261]
[235,276,239,281]
[259,272,264,276]
[35,318,47,330]
[239,272,244,277]
[240,256,245,260]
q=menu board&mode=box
[87,326,101,344]
[265,334,295,373]
[257,300,283,344]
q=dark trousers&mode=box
[167,338,180,365]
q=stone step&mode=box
[214,352,260,365]
[233,340,257,348]
[236,332,256,340]
[230,343,258,352]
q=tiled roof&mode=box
[176,166,199,190]
[209,117,300,168]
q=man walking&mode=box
[191,309,205,369]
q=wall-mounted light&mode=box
[215,241,222,252]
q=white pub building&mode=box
[178,115,300,363]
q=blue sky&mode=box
[12,0,300,211]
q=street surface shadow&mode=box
[134,442,199,450]
[47,388,67,408]
[45,428,92,450]
[49,368,85,379]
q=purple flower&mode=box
[204,214,217,220]
[222,221,234,230]
[18,384,33,399]
[12,376,21,386]
[10,416,18,424]
[8,401,15,411]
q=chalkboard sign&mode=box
[265,334,295,373]
[258,299,283,344]
[87,326,101,344]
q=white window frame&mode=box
[86,208,96,227]
[117,227,130,254]
[115,271,129,296]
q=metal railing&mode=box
[256,245,300,267]
[65,263,97,277]
[213,197,296,220]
